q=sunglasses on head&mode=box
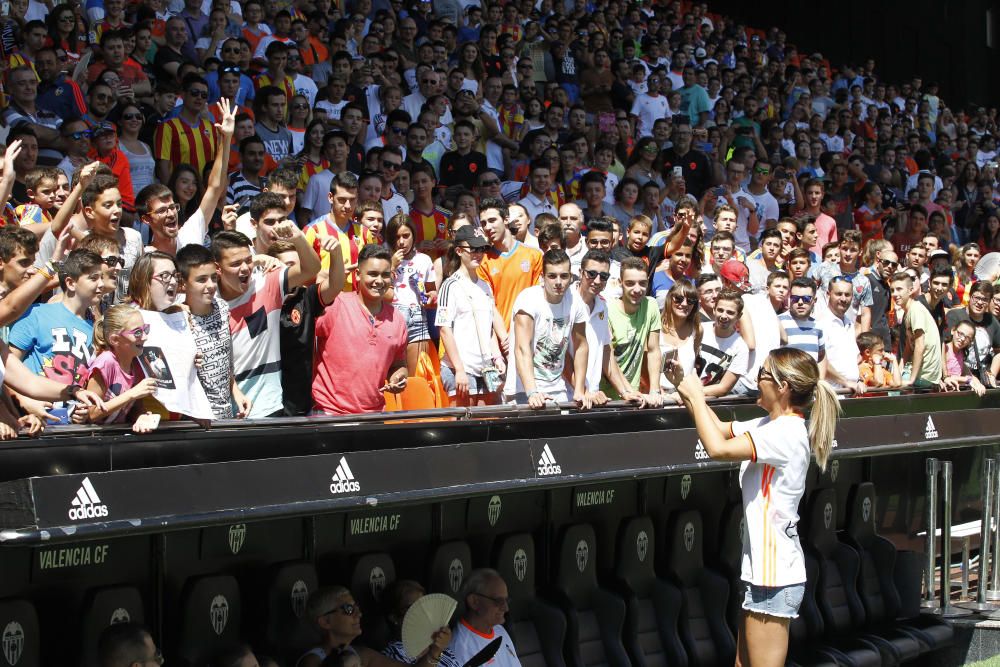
[221,65,241,74]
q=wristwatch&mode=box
[65,383,84,401]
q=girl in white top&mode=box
[659,281,701,393]
[436,226,505,407]
[385,214,437,376]
[664,347,839,667]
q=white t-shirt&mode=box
[696,323,749,386]
[745,188,780,231]
[735,292,781,392]
[315,99,347,121]
[503,285,588,398]
[732,415,810,586]
[570,289,610,392]
[449,622,521,667]
[630,93,670,138]
[302,170,335,218]
[435,274,495,376]
[381,191,410,221]
[817,309,860,386]
[392,252,435,309]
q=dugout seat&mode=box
[174,574,241,666]
[662,511,735,667]
[349,553,396,650]
[804,489,908,667]
[613,517,687,667]
[0,599,39,667]
[260,561,320,667]
[842,483,953,654]
[80,585,145,667]
[551,523,629,667]
[427,541,472,597]
[493,533,567,667]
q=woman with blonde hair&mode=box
[664,347,840,667]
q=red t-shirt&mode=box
[312,292,406,415]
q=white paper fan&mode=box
[975,252,1000,282]
[401,593,457,660]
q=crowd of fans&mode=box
[0,0,997,436]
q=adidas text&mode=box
[68,477,109,521]
[329,457,361,494]
[537,444,562,476]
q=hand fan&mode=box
[401,593,457,659]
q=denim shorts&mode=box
[742,582,804,619]
[440,364,487,397]
[393,303,431,344]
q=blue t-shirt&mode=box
[651,271,676,300]
[9,303,94,385]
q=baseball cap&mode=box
[92,121,117,136]
[454,225,492,249]
[928,249,950,261]
[719,259,750,290]
[695,47,706,59]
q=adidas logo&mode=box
[694,440,710,461]
[68,477,108,521]
[924,416,938,440]
[329,456,361,494]
[537,444,562,476]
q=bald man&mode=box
[560,202,586,276]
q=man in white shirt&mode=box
[817,275,866,393]
[629,70,670,139]
[743,157,780,243]
[517,159,558,232]
[450,570,521,667]
[734,270,787,397]
[559,203,587,277]
[504,249,590,408]
[404,69,453,126]
[378,147,410,221]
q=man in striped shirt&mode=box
[779,277,827,365]
[153,74,218,183]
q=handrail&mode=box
[3,384,980,441]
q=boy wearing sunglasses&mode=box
[779,277,827,367]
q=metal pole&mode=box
[923,458,940,609]
[989,453,1000,601]
[939,461,973,617]
[957,456,996,610]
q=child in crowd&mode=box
[355,201,385,246]
[857,331,901,389]
[942,320,988,396]
[613,215,653,264]
[386,213,437,375]
[84,304,160,431]
[15,167,60,228]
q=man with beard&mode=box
[154,74,217,182]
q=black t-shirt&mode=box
[659,148,713,199]
[279,283,327,416]
[439,150,487,189]
[916,295,950,336]
[945,308,1000,378]
[611,80,633,112]
[867,273,891,348]
[153,46,185,84]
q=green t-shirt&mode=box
[602,296,661,398]
[905,301,942,385]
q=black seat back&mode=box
[427,541,472,598]
[664,510,735,667]
[554,523,629,667]
[715,503,744,634]
[0,600,39,667]
[494,533,567,667]
[263,561,320,666]
[175,575,241,666]
[845,482,899,625]
[615,517,686,667]
[349,553,396,650]
[81,586,145,667]
[803,489,865,635]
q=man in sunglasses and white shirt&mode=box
[779,277,858,390]
[451,569,521,667]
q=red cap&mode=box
[720,259,750,290]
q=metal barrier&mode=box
[958,456,997,611]
[924,458,940,609]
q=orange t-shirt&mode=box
[476,240,543,329]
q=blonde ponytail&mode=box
[807,379,842,472]
[766,348,843,472]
